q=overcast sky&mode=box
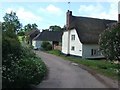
[0,0,119,30]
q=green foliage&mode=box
[2,12,47,88]
[24,23,38,32]
[2,46,47,88]
[2,26,22,61]
[18,36,25,43]
[17,31,25,36]
[3,53,47,88]
[99,24,120,61]
[41,41,52,51]
[48,50,61,56]
[2,11,22,33]
[17,57,47,85]
[49,25,62,31]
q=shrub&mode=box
[99,24,120,61]
[2,36,22,60]
[17,57,47,86]
[2,47,47,88]
[41,41,52,51]
[46,44,52,51]
[2,37,47,88]
[17,31,25,36]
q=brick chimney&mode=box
[66,10,72,30]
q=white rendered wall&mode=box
[69,29,82,56]
[82,44,103,58]
[32,40,41,49]
[62,29,82,56]
[62,31,69,54]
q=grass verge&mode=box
[48,50,119,80]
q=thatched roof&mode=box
[68,16,117,44]
[25,29,40,36]
[33,30,63,42]
[25,29,40,40]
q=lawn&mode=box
[48,50,119,80]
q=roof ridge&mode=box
[72,15,117,21]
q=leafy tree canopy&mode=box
[2,11,22,33]
[23,23,38,32]
[49,25,62,31]
[99,23,120,61]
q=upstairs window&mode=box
[71,35,75,40]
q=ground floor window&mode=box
[91,49,100,56]
[71,46,75,51]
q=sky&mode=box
[0,0,119,30]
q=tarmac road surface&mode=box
[34,51,118,88]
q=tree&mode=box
[24,23,38,32]
[2,11,22,33]
[17,31,25,36]
[49,25,62,31]
[2,12,23,88]
[62,25,66,30]
[99,24,120,61]
[31,23,38,29]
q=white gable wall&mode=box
[69,29,82,56]
[62,29,82,56]
[32,40,42,49]
[62,31,69,54]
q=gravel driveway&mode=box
[34,51,118,88]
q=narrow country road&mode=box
[34,51,118,88]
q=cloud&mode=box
[6,7,42,24]
[6,8,14,13]
[39,4,62,16]
[78,2,117,20]
[79,4,103,14]
[17,8,42,22]
[118,1,120,14]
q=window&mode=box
[71,46,75,51]
[71,35,75,40]
[91,49,100,56]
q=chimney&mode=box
[66,10,72,30]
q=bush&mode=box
[17,57,47,86]
[99,24,120,61]
[41,41,52,51]
[2,36,22,60]
[2,47,47,88]
[17,31,25,36]
[2,38,47,88]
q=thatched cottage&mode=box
[62,10,117,58]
